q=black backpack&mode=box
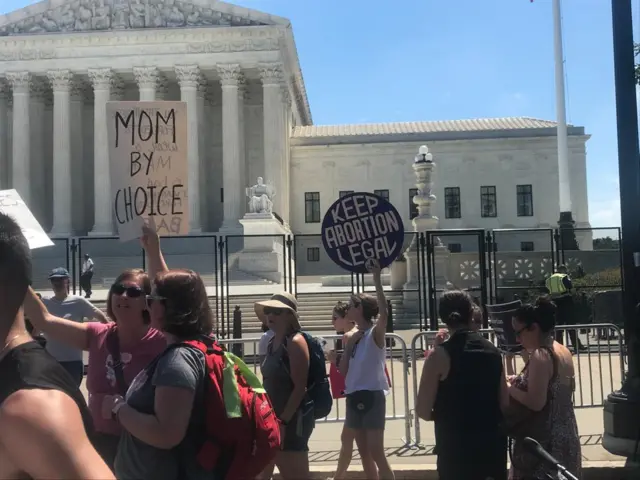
[281,332,333,419]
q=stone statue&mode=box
[246,177,276,214]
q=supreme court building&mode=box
[0,0,592,255]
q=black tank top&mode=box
[433,330,504,452]
[0,341,93,434]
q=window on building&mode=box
[307,247,320,262]
[520,241,535,252]
[480,186,497,217]
[448,243,462,253]
[339,190,354,198]
[517,184,534,217]
[374,189,390,202]
[409,188,419,219]
[444,187,461,219]
[304,192,321,223]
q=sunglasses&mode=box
[264,307,285,316]
[111,283,144,298]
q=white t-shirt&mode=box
[82,258,94,274]
[258,330,275,356]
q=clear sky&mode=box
[1,0,633,230]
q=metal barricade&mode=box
[409,323,626,447]
[218,333,413,446]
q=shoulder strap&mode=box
[540,345,559,384]
[106,328,128,396]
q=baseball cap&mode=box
[48,267,70,279]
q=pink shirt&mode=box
[85,322,166,435]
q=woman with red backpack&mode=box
[103,224,280,480]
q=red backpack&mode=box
[183,338,280,479]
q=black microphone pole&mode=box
[522,437,579,480]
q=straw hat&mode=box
[255,292,301,331]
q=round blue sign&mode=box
[321,192,405,274]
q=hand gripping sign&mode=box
[321,192,405,274]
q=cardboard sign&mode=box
[106,101,188,242]
[0,189,54,249]
[321,192,404,273]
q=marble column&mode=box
[281,87,291,225]
[0,81,8,189]
[6,72,31,205]
[196,79,207,230]
[238,77,247,218]
[70,81,85,234]
[88,68,113,235]
[259,63,286,217]
[47,70,73,235]
[218,64,243,231]
[29,79,48,226]
[175,65,201,233]
[133,66,158,101]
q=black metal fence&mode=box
[31,227,623,331]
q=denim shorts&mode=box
[345,390,386,430]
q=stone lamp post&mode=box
[403,145,439,303]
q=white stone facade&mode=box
[0,1,591,257]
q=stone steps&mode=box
[93,291,412,334]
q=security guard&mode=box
[545,265,585,352]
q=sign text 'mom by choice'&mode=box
[321,192,404,274]
[107,101,189,242]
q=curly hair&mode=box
[154,269,214,337]
[333,301,349,319]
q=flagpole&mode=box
[552,0,577,249]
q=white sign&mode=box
[106,101,189,242]
[0,189,54,249]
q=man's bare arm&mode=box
[0,389,115,480]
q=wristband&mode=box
[111,399,125,421]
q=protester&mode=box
[257,292,314,480]
[0,212,114,479]
[507,296,581,479]
[416,290,509,480]
[42,267,108,385]
[101,225,220,480]
[327,301,377,480]
[81,253,95,298]
[339,260,394,480]
[23,265,166,468]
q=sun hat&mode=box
[254,292,301,331]
[48,267,70,279]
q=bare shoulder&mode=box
[0,388,82,431]
[290,332,308,350]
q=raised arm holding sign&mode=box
[106,101,189,242]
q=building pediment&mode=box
[0,0,288,36]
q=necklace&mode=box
[0,333,26,359]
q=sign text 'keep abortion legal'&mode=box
[107,101,189,242]
[322,192,404,273]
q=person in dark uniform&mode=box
[546,265,586,352]
[0,212,114,480]
[416,290,509,480]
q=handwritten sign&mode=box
[106,101,188,242]
[0,189,54,249]
[321,192,404,273]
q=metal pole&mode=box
[602,0,640,463]
[553,0,572,213]
[611,0,640,381]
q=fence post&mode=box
[70,239,78,295]
[232,306,243,358]
[386,299,395,348]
